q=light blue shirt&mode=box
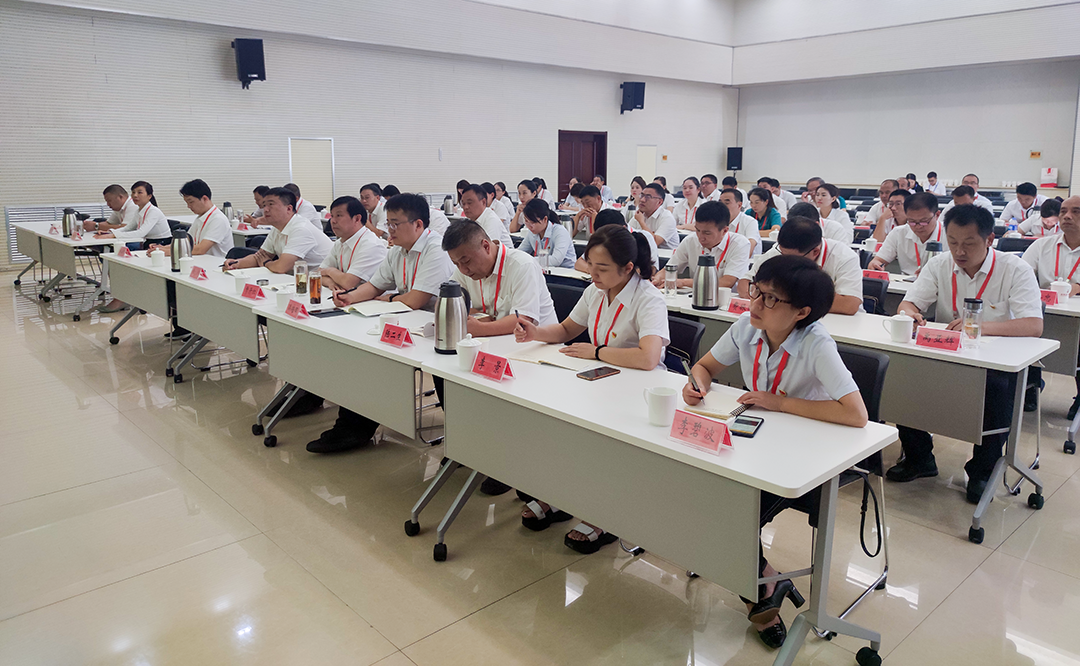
[520,221,575,269]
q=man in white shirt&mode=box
[768,177,798,211]
[243,185,270,224]
[224,187,333,273]
[632,183,680,250]
[654,177,676,210]
[85,184,139,232]
[872,188,911,241]
[800,176,825,204]
[427,204,451,236]
[1019,199,1061,237]
[283,183,323,230]
[789,202,851,245]
[940,185,996,220]
[720,176,748,207]
[740,217,863,315]
[93,180,172,245]
[700,174,721,202]
[155,179,233,258]
[360,183,388,237]
[889,204,1043,502]
[572,185,613,237]
[592,175,614,203]
[460,184,513,247]
[482,182,511,228]
[925,172,946,196]
[720,188,762,256]
[869,192,943,276]
[1000,182,1047,226]
[658,201,750,290]
[960,173,996,212]
[318,195,387,291]
[866,179,899,234]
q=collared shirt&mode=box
[753,207,783,231]
[711,314,859,402]
[1000,195,1048,224]
[115,203,171,241]
[749,239,863,299]
[568,273,670,360]
[295,197,322,230]
[262,214,334,266]
[475,207,513,246]
[818,215,853,245]
[369,230,454,310]
[778,190,798,210]
[370,199,388,233]
[771,193,788,218]
[865,201,887,225]
[562,192,580,209]
[824,207,854,239]
[875,221,944,275]
[730,212,763,256]
[703,188,722,202]
[600,185,614,202]
[633,207,680,250]
[539,188,558,211]
[490,198,512,227]
[190,206,234,258]
[520,221,575,269]
[320,227,387,282]
[451,246,557,326]
[428,208,450,236]
[905,249,1043,323]
[107,197,140,229]
[499,196,515,217]
[574,200,614,235]
[1022,234,1080,288]
[1018,214,1058,237]
[673,197,704,229]
[671,231,751,281]
[926,181,946,196]
[664,193,676,210]
[940,197,995,219]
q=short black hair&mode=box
[787,202,818,220]
[283,183,301,197]
[330,195,367,221]
[927,171,937,179]
[720,187,743,203]
[888,188,911,201]
[569,182,585,198]
[253,185,271,197]
[777,216,823,253]
[265,186,297,210]
[381,184,401,197]
[753,255,834,329]
[1040,198,1061,218]
[644,182,666,199]
[179,178,212,200]
[481,182,496,196]
[1017,182,1037,197]
[360,183,382,197]
[943,203,994,238]
[385,193,430,228]
[518,179,538,194]
[442,219,488,251]
[719,176,736,187]
[593,174,606,183]
[523,198,558,226]
[694,201,730,228]
[766,177,780,188]
[579,185,602,199]
[905,192,938,214]
[593,209,627,230]
[952,185,976,199]
[103,184,127,197]
[461,184,487,203]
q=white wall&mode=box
[736,61,1080,188]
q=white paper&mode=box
[508,342,599,372]
[343,301,413,317]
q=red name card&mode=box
[379,323,414,347]
[915,326,961,352]
[240,283,266,300]
[1040,289,1060,306]
[471,350,514,380]
[285,299,310,320]
[670,409,732,454]
[854,226,871,231]
[237,222,252,231]
[863,269,890,281]
[189,266,208,280]
[117,246,133,258]
[728,298,751,314]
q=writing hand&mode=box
[737,391,783,412]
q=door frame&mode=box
[287,137,337,200]
[557,131,608,200]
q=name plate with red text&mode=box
[285,299,310,320]
[237,222,252,231]
[48,224,60,235]
[854,226,871,231]
[863,269,891,281]
[379,323,413,347]
[670,409,732,454]
[189,266,208,280]
[915,326,962,352]
[1040,290,1060,306]
[471,351,514,380]
[240,283,266,300]
[117,246,133,258]
[728,298,751,314]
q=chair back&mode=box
[546,282,590,343]
[837,344,890,477]
[665,315,706,374]
[862,277,888,315]
[996,237,1036,253]
[246,235,267,249]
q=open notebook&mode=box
[508,342,599,373]
[682,391,748,420]
[224,267,275,279]
[343,301,413,317]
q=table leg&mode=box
[166,334,202,375]
[405,460,462,535]
[432,469,486,562]
[14,260,37,285]
[38,272,65,301]
[108,308,140,344]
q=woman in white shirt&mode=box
[510,179,540,233]
[494,182,515,218]
[629,176,647,209]
[1020,199,1061,237]
[560,177,581,210]
[673,177,703,231]
[653,176,676,211]
[534,177,557,210]
[515,224,670,552]
[814,184,853,229]
[684,254,867,650]
[93,180,171,246]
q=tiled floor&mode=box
[3,275,1080,665]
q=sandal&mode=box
[521,500,572,532]
[564,522,618,554]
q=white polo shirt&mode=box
[474,207,513,246]
[673,197,703,229]
[568,273,670,359]
[941,198,995,219]
[703,188,722,203]
[106,196,140,228]
[574,200,614,235]
[634,207,680,250]
[926,181,947,196]
[905,249,1043,323]
[818,216,853,245]
[452,245,557,326]
[874,221,944,276]
[500,196,515,217]
[749,239,863,300]
[320,227,387,282]
[1018,214,1059,238]
[427,208,450,236]
[261,214,334,266]
[865,201,887,225]
[824,207,854,238]
[115,203,171,241]
[369,230,454,309]
[1022,234,1080,289]
[521,221,575,269]
[710,314,859,402]
[539,188,558,211]
[663,193,676,210]
[730,212,763,257]
[370,199,388,233]
[771,193,788,218]
[295,197,322,230]
[1000,196,1048,224]
[190,206,234,258]
[778,190,798,210]
[490,198,512,227]
[670,231,751,281]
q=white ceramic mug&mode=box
[882,313,914,343]
[768,229,780,241]
[456,334,484,371]
[276,289,295,311]
[178,256,195,273]
[234,276,249,294]
[716,287,732,309]
[1051,280,1071,300]
[643,386,678,426]
[863,238,878,253]
[150,250,166,267]
[379,313,400,329]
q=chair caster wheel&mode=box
[1028,493,1044,510]
[264,435,277,448]
[822,631,836,641]
[42,296,51,303]
[968,526,984,544]
[165,368,173,377]
[1065,441,1076,455]
[173,374,183,384]
[109,336,119,345]
[246,359,258,367]
[875,578,887,590]
[404,520,420,537]
[433,543,447,562]
[252,424,264,436]
[1033,461,1040,470]
[856,647,881,666]
[686,571,699,579]
[13,279,20,285]
[73,314,80,322]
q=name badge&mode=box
[728,298,751,314]
[670,409,732,454]
[1040,289,1059,306]
[117,246,133,258]
[189,266,208,281]
[240,283,266,300]
[379,323,414,347]
[284,299,310,320]
[471,350,514,380]
[915,326,961,352]
[863,269,890,281]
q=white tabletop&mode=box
[884,277,1080,318]
[234,225,273,236]
[15,222,125,249]
[423,335,897,498]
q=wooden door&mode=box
[558,131,608,200]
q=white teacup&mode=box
[178,256,195,274]
[379,313,400,329]
[643,386,678,426]
[717,287,732,310]
[150,250,166,267]
[882,313,915,343]
[863,238,878,253]
[276,288,295,310]
[1051,280,1071,300]
[457,334,484,371]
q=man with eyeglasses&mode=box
[871,188,911,242]
[865,179,899,232]
[658,201,750,290]
[739,216,863,315]
[869,192,942,276]
[631,182,680,249]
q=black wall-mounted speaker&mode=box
[232,39,265,89]
[620,82,645,114]
[726,147,743,172]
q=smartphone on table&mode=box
[576,366,621,381]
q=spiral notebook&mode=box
[508,342,598,373]
[682,391,748,420]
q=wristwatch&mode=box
[595,344,606,360]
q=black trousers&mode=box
[332,376,443,440]
[739,486,822,603]
[898,369,1018,482]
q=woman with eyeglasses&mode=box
[683,254,868,650]
[747,187,782,232]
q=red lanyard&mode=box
[297,197,305,210]
[592,295,626,346]
[138,205,151,229]
[913,224,943,268]
[478,245,507,316]
[1039,221,1060,237]
[341,228,365,272]
[197,206,218,239]
[1054,243,1080,281]
[752,340,790,394]
[541,232,550,251]
[684,200,697,226]
[951,251,996,317]
[707,234,732,268]
[818,242,828,267]
[402,231,430,291]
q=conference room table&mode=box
[169,213,271,247]
[13,221,122,319]
[672,301,1058,542]
[422,334,897,666]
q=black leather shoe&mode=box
[966,477,989,505]
[480,477,512,496]
[284,392,324,418]
[756,616,787,650]
[885,459,939,482]
[306,435,367,453]
[1069,396,1080,421]
[1024,385,1039,412]
[747,578,805,625]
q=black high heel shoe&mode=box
[747,578,805,625]
[756,616,788,649]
